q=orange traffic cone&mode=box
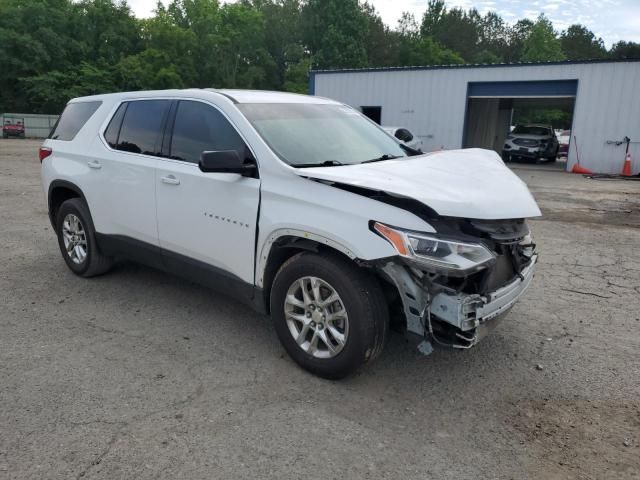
[572,163,593,174]
[571,134,592,174]
[621,152,633,177]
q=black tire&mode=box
[270,252,388,379]
[55,198,113,277]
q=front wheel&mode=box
[270,252,388,379]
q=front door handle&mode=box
[87,160,102,169]
[161,174,180,185]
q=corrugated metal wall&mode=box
[313,61,640,174]
[1,113,59,138]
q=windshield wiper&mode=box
[361,154,401,164]
[292,160,345,168]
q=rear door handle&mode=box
[87,160,102,169]
[161,174,180,185]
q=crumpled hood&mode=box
[295,148,542,220]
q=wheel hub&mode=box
[284,276,349,359]
[61,213,88,265]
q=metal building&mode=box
[1,113,59,138]
[311,59,640,174]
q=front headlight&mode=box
[373,222,495,275]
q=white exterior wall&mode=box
[314,61,640,174]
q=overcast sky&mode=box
[126,0,640,48]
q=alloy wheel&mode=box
[284,276,349,359]
[61,213,88,265]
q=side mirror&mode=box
[199,150,257,176]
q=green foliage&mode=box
[0,0,636,114]
[114,49,184,91]
[561,25,606,60]
[513,108,572,130]
[421,2,482,61]
[22,63,117,112]
[521,15,565,62]
[302,0,369,69]
[609,41,640,59]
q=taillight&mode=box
[39,146,52,163]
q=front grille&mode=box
[513,138,539,147]
[418,218,535,295]
[465,219,533,294]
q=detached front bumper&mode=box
[428,255,537,348]
[382,254,538,351]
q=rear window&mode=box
[49,101,102,141]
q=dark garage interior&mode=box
[463,80,577,163]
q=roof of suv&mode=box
[214,89,337,104]
[68,89,338,105]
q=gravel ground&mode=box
[1,139,639,479]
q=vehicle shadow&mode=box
[100,259,525,394]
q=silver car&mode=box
[502,124,559,162]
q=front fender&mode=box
[255,173,435,286]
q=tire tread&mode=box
[271,251,388,379]
[56,198,113,277]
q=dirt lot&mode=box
[1,139,639,479]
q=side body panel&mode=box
[41,99,159,246]
[86,136,159,245]
[155,159,260,284]
[254,170,436,287]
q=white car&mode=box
[382,126,423,151]
[557,129,571,156]
[41,89,540,379]
[502,124,559,162]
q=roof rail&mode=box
[204,88,238,104]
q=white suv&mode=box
[41,89,540,378]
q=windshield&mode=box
[513,125,551,136]
[237,103,406,167]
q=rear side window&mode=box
[104,103,127,148]
[49,101,102,141]
[170,100,246,163]
[115,100,169,155]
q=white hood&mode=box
[296,148,542,220]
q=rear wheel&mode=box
[270,252,388,379]
[55,198,113,277]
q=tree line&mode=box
[1,0,639,114]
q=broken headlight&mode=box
[373,222,495,275]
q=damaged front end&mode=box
[374,217,537,353]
